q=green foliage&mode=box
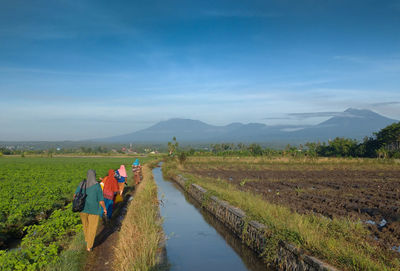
[45,232,87,271]
[0,156,154,270]
[0,157,136,237]
[248,143,263,156]
[304,142,318,157]
[177,151,187,164]
[205,143,283,157]
[0,204,81,271]
[170,122,400,159]
[167,137,179,156]
[0,148,12,155]
[357,122,400,158]
[309,122,400,158]
[201,190,217,208]
[316,137,358,157]
[375,122,400,146]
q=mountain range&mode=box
[97,108,398,144]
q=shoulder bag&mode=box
[72,179,87,212]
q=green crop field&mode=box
[0,156,154,271]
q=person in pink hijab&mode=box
[116,165,127,195]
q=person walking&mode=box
[117,165,127,195]
[74,169,106,252]
[132,159,142,185]
[102,169,119,219]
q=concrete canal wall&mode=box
[173,175,338,271]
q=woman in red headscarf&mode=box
[101,169,119,219]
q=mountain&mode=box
[290,108,398,142]
[97,109,398,143]
[104,119,222,142]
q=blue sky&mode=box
[0,0,399,140]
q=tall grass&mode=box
[163,158,400,271]
[113,165,163,271]
[45,232,87,271]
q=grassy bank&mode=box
[46,157,160,271]
[163,157,400,271]
[45,232,87,271]
[113,165,163,271]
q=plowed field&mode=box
[184,160,400,251]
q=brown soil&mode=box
[84,185,136,271]
[185,167,400,250]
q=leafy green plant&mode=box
[0,156,155,270]
[240,179,250,186]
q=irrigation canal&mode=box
[153,165,271,271]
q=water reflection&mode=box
[153,166,271,271]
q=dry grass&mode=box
[163,158,400,271]
[185,156,400,172]
[113,165,163,271]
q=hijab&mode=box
[78,169,97,189]
[133,159,140,166]
[86,169,98,188]
[118,165,127,177]
[103,169,119,196]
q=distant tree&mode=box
[263,148,275,157]
[305,142,319,157]
[331,137,357,157]
[2,149,12,155]
[356,136,378,157]
[248,143,263,156]
[316,137,358,157]
[167,136,179,156]
[355,122,400,158]
[221,143,233,151]
[178,151,187,164]
[376,146,388,159]
[211,144,222,154]
[375,122,400,146]
[237,143,246,151]
[285,144,299,157]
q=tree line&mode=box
[173,121,400,159]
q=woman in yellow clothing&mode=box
[74,169,107,252]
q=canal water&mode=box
[153,166,270,271]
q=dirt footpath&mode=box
[84,185,135,271]
[187,167,400,250]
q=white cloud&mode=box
[1,84,400,140]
